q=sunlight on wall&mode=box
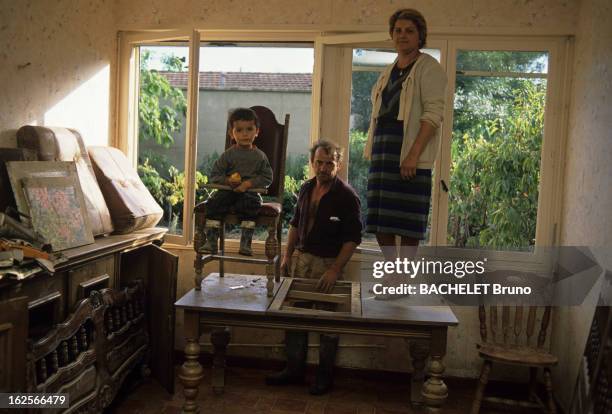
[44,65,110,146]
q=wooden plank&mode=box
[291,281,351,294]
[268,278,292,311]
[205,255,270,265]
[286,290,349,304]
[280,305,351,316]
[351,281,361,317]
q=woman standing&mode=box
[365,8,447,260]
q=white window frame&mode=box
[117,29,572,265]
[313,33,572,266]
[437,37,572,264]
[117,30,317,247]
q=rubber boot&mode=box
[201,220,220,254]
[309,334,339,395]
[265,331,308,385]
[239,220,255,256]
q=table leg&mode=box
[211,327,231,395]
[422,329,449,412]
[408,339,430,406]
[265,224,278,296]
[179,311,203,413]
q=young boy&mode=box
[202,108,273,256]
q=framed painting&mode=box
[6,161,78,226]
[21,176,94,251]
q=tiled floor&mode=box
[106,366,543,414]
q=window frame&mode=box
[312,33,572,265]
[436,37,571,263]
[117,30,317,246]
[117,29,572,264]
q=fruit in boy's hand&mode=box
[228,172,241,185]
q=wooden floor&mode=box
[106,365,545,414]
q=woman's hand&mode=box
[400,152,419,179]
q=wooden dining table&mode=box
[175,273,458,413]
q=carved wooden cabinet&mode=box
[0,228,177,412]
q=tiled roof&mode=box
[158,71,312,92]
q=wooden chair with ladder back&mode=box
[471,305,558,413]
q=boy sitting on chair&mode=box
[202,108,273,256]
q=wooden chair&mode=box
[193,106,290,296]
[471,306,558,413]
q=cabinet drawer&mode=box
[68,255,115,309]
[7,273,65,340]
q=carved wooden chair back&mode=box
[472,305,558,413]
[478,305,552,350]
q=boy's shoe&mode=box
[201,220,221,254]
[239,221,256,256]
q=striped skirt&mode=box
[365,120,432,239]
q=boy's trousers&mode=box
[204,190,262,221]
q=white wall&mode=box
[0,0,116,147]
[553,0,612,411]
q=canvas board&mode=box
[20,176,93,251]
[6,161,78,226]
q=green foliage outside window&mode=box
[448,80,544,249]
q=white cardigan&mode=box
[364,53,447,169]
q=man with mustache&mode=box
[266,139,362,395]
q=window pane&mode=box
[348,48,440,246]
[137,45,189,235]
[196,44,313,241]
[447,50,548,250]
[456,50,548,73]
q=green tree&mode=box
[138,51,187,148]
[351,71,380,132]
[448,81,545,249]
[347,130,370,225]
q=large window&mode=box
[447,50,548,250]
[119,32,569,254]
[120,32,314,244]
[315,35,569,256]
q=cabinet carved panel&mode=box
[0,229,177,412]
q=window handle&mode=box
[441,179,449,193]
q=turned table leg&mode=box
[408,338,430,406]
[422,328,449,412]
[211,327,231,395]
[179,311,203,413]
[265,224,278,296]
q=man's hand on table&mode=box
[280,255,292,277]
[316,267,340,293]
